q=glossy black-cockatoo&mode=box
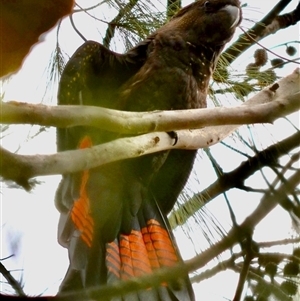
[55,1,242,300]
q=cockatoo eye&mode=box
[204,1,211,9]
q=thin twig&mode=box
[0,262,25,296]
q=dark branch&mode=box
[166,0,181,19]
[69,14,87,42]
[169,130,300,228]
[0,262,25,296]
[233,234,258,301]
[103,0,139,48]
[222,0,294,65]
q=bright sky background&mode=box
[1,1,299,300]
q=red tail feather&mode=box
[59,135,193,299]
[143,219,178,268]
[70,136,94,247]
[105,220,179,283]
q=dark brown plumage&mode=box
[55,1,242,300]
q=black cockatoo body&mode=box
[55,1,241,300]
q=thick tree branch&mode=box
[1,69,299,133]
[0,69,299,189]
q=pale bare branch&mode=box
[0,69,299,189]
[1,69,299,134]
